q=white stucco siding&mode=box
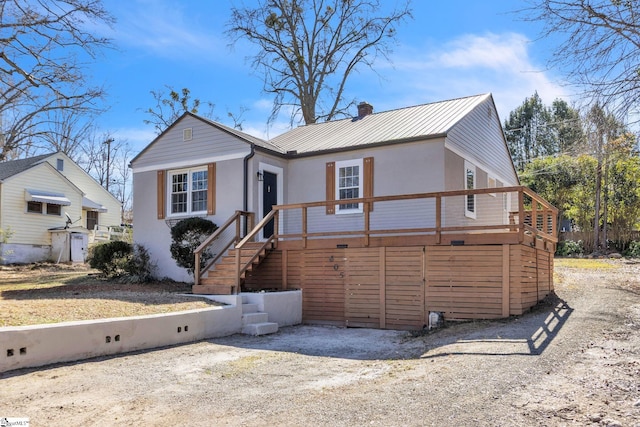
[44,154,122,227]
[1,164,83,246]
[133,158,246,282]
[131,115,250,172]
[446,97,518,186]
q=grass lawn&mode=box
[0,263,220,327]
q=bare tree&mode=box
[143,86,216,135]
[79,131,122,189]
[227,0,412,125]
[0,0,113,159]
[523,1,640,118]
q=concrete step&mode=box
[242,303,259,314]
[242,322,278,336]
[242,312,269,326]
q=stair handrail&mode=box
[194,210,253,286]
[234,209,279,291]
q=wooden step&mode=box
[192,284,237,295]
[200,274,244,286]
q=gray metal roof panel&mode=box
[269,94,491,154]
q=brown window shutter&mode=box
[207,162,216,215]
[364,157,374,212]
[326,162,335,215]
[157,170,165,219]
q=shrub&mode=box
[556,239,584,257]
[88,241,156,281]
[170,217,218,275]
[124,244,156,282]
[88,240,132,276]
[625,240,640,258]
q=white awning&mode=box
[82,197,108,213]
[25,189,71,206]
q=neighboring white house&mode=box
[0,152,122,263]
[131,93,519,281]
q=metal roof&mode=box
[269,93,492,154]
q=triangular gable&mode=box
[3,161,84,196]
[130,112,284,168]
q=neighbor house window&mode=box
[464,161,476,219]
[27,201,43,213]
[56,158,64,171]
[169,167,208,215]
[87,211,98,230]
[336,159,363,213]
[46,204,61,216]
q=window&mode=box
[464,161,476,219]
[169,167,208,215]
[183,128,192,141]
[46,204,61,216]
[488,175,497,197]
[336,159,363,213]
[56,158,64,171]
[27,201,43,213]
[87,211,99,230]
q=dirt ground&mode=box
[1,260,639,426]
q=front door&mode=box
[262,171,277,238]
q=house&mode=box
[0,152,122,263]
[131,93,557,328]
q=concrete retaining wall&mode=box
[0,301,243,373]
[243,291,302,327]
[0,290,303,373]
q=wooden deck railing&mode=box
[271,186,558,247]
[193,210,254,286]
[196,186,557,291]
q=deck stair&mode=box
[192,241,272,295]
[241,296,279,336]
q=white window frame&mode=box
[46,204,62,216]
[26,201,43,214]
[167,167,208,217]
[487,175,497,197]
[464,160,477,219]
[335,158,363,215]
[183,128,193,141]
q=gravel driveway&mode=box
[1,260,639,426]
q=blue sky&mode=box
[93,0,571,153]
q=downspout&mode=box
[243,144,256,235]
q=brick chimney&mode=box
[357,102,373,118]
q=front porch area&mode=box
[193,186,558,330]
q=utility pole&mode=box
[104,138,114,191]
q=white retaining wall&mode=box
[0,291,303,373]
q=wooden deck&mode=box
[196,186,558,329]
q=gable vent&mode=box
[183,128,193,141]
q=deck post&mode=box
[502,244,510,317]
[379,247,386,329]
[302,207,307,249]
[364,203,370,247]
[194,253,200,286]
[435,196,441,244]
[235,247,241,293]
[518,189,525,243]
[532,198,538,234]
